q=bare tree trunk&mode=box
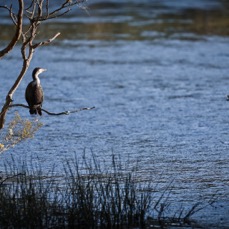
[0,54,33,129]
[0,0,86,129]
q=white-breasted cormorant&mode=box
[25,67,47,115]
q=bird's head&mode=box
[32,67,47,79]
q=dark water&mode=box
[0,0,229,227]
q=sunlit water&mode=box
[0,0,229,227]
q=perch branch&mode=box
[8,104,95,116]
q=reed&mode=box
[0,153,201,228]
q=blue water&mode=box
[0,0,229,227]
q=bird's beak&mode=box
[42,69,47,72]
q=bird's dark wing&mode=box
[25,82,33,107]
[34,85,44,106]
[25,82,44,107]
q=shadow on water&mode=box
[0,0,229,228]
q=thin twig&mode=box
[45,0,49,16]
[25,0,35,11]
[8,104,95,116]
[0,5,17,25]
[42,107,95,115]
[40,0,86,21]
[32,32,61,48]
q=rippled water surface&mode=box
[0,0,229,227]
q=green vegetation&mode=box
[0,154,204,228]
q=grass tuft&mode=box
[0,154,206,228]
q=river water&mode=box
[0,0,229,227]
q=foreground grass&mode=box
[0,154,204,228]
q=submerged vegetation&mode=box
[0,154,208,228]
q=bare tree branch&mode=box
[33,32,61,48]
[0,0,24,58]
[45,0,49,16]
[47,2,71,18]
[8,104,95,116]
[25,0,35,11]
[30,0,87,22]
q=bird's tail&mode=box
[29,108,36,115]
[29,106,42,116]
[37,107,42,116]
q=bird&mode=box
[25,67,47,115]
